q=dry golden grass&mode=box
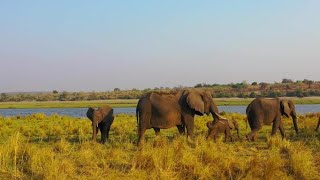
[0,113,319,179]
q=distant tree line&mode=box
[0,79,319,102]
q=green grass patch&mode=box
[0,97,320,109]
[0,99,138,109]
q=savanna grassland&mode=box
[0,113,319,179]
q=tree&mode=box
[251,82,258,85]
[259,82,268,90]
[0,93,8,102]
[282,79,294,83]
[114,88,121,92]
[194,83,203,88]
[52,90,58,94]
[231,83,248,89]
[267,91,281,98]
[249,92,257,98]
[295,89,304,98]
[237,93,249,98]
[303,79,314,88]
[87,92,99,100]
[59,91,69,101]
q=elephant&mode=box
[246,98,298,141]
[206,119,240,142]
[136,88,226,145]
[316,117,320,131]
[86,105,114,144]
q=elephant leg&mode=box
[246,117,262,141]
[316,118,320,131]
[279,120,286,139]
[106,125,111,140]
[99,124,106,144]
[101,132,106,144]
[106,117,114,141]
[237,129,240,139]
[246,128,259,141]
[177,125,185,135]
[138,126,147,146]
[226,128,233,142]
[214,134,218,141]
[153,128,160,136]
[185,120,194,143]
[224,131,227,142]
[206,129,214,140]
[271,118,280,136]
[92,125,99,141]
[101,125,111,144]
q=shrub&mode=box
[249,92,257,98]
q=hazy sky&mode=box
[0,1,319,92]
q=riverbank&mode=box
[0,97,320,109]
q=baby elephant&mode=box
[86,105,114,144]
[206,119,240,142]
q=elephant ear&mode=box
[206,121,213,129]
[281,100,291,117]
[187,91,204,114]
[86,107,95,121]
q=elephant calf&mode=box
[86,105,114,144]
[206,119,239,142]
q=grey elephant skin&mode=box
[246,98,298,141]
[136,88,224,145]
[206,119,239,142]
[86,106,114,144]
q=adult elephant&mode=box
[86,105,114,144]
[246,98,298,141]
[136,88,225,145]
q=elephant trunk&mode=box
[92,120,98,141]
[209,103,227,121]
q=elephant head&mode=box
[280,100,298,133]
[185,89,225,121]
[206,121,215,129]
[206,121,216,139]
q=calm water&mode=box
[0,105,319,117]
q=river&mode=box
[0,104,319,117]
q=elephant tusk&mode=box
[213,112,228,120]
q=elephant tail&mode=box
[245,102,252,130]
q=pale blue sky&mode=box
[0,1,319,92]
